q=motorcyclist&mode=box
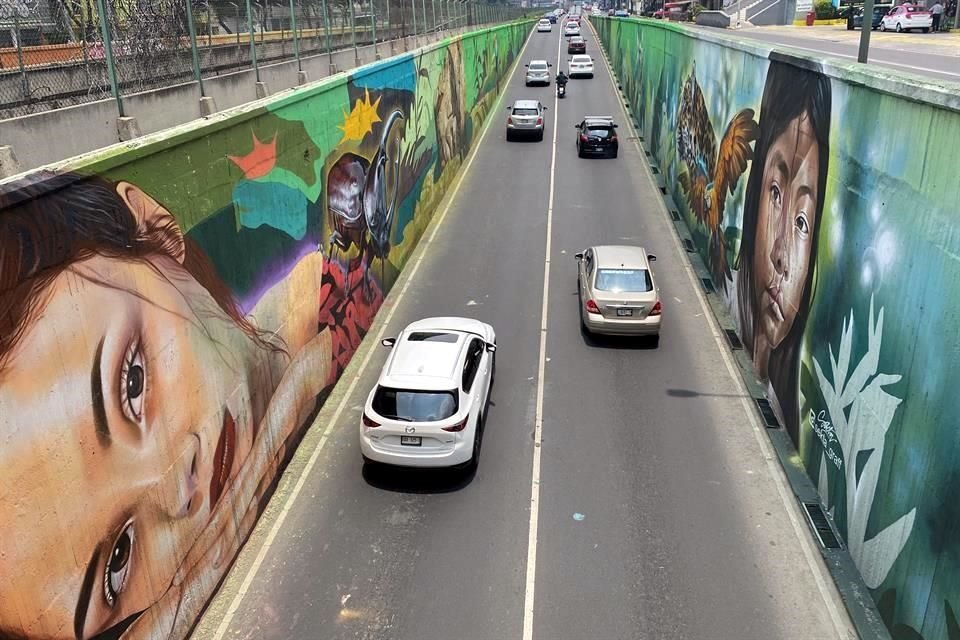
[556,71,569,86]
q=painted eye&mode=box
[104,521,135,608]
[121,341,145,422]
[770,183,783,209]
[796,212,810,236]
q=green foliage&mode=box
[814,0,838,19]
[689,3,706,20]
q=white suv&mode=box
[360,317,497,469]
[537,18,553,31]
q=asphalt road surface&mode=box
[194,22,858,640]
[715,25,960,84]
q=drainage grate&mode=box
[725,329,743,350]
[755,398,780,428]
[683,238,695,252]
[644,150,651,157]
[802,502,842,549]
[659,186,667,195]
[670,210,680,221]
[651,166,660,174]
[700,278,715,293]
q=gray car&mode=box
[575,245,662,343]
[525,60,552,86]
[506,99,547,142]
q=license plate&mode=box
[400,436,422,446]
[616,308,633,317]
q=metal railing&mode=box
[0,0,527,120]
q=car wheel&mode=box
[610,148,619,159]
[362,454,376,467]
[537,131,544,142]
[469,413,483,468]
[506,131,513,142]
[896,22,902,31]
[922,27,929,32]
[649,334,660,348]
[879,22,886,30]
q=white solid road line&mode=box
[587,20,855,639]
[520,24,562,640]
[769,37,960,79]
[207,26,539,640]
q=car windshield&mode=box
[585,126,614,138]
[595,268,653,292]
[529,63,548,71]
[372,387,459,422]
[514,108,539,116]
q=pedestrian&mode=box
[931,0,943,31]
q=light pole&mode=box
[857,0,875,62]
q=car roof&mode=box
[592,245,651,270]
[571,54,592,60]
[513,99,541,109]
[528,59,549,65]
[382,317,491,389]
[582,115,615,126]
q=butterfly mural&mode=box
[676,66,758,288]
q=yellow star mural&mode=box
[338,89,382,143]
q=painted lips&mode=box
[766,286,785,322]
[209,409,236,510]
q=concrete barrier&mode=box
[0,19,534,640]
[592,15,960,640]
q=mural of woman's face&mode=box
[0,184,273,639]
[752,112,820,353]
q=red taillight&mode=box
[537,117,543,125]
[610,135,618,142]
[442,417,468,432]
[362,412,380,428]
[649,301,662,316]
[507,116,513,125]
[580,134,589,142]
[585,299,600,314]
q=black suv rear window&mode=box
[585,126,614,138]
[372,387,458,422]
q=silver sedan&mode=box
[575,245,662,344]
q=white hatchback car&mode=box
[564,21,581,36]
[361,317,497,469]
[537,18,553,32]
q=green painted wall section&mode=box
[0,20,532,640]
[593,15,960,640]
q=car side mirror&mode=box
[381,337,396,347]
[486,342,497,353]
[574,252,584,260]
[574,124,581,129]
[525,63,529,67]
[647,254,657,262]
[613,124,619,128]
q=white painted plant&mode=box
[0,0,40,20]
[811,295,915,589]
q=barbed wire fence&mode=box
[0,0,526,120]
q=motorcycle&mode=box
[557,82,567,98]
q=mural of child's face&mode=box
[752,112,820,352]
[0,185,272,639]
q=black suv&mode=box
[575,116,619,158]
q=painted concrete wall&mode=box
[0,27,473,175]
[0,20,532,640]
[593,15,960,640]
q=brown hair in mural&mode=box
[435,42,467,170]
[0,172,331,639]
[736,54,832,443]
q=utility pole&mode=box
[857,0,875,62]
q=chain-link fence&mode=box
[0,0,527,120]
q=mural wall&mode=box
[0,21,530,640]
[593,16,960,640]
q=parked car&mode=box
[575,115,618,157]
[567,36,587,54]
[506,99,547,141]
[575,246,662,344]
[614,8,629,16]
[880,4,932,31]
[525,59,552,85]
[537,18,553,31]
[848,3,892,28]
[360,317,496,469]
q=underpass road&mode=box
[194,20,857,640]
